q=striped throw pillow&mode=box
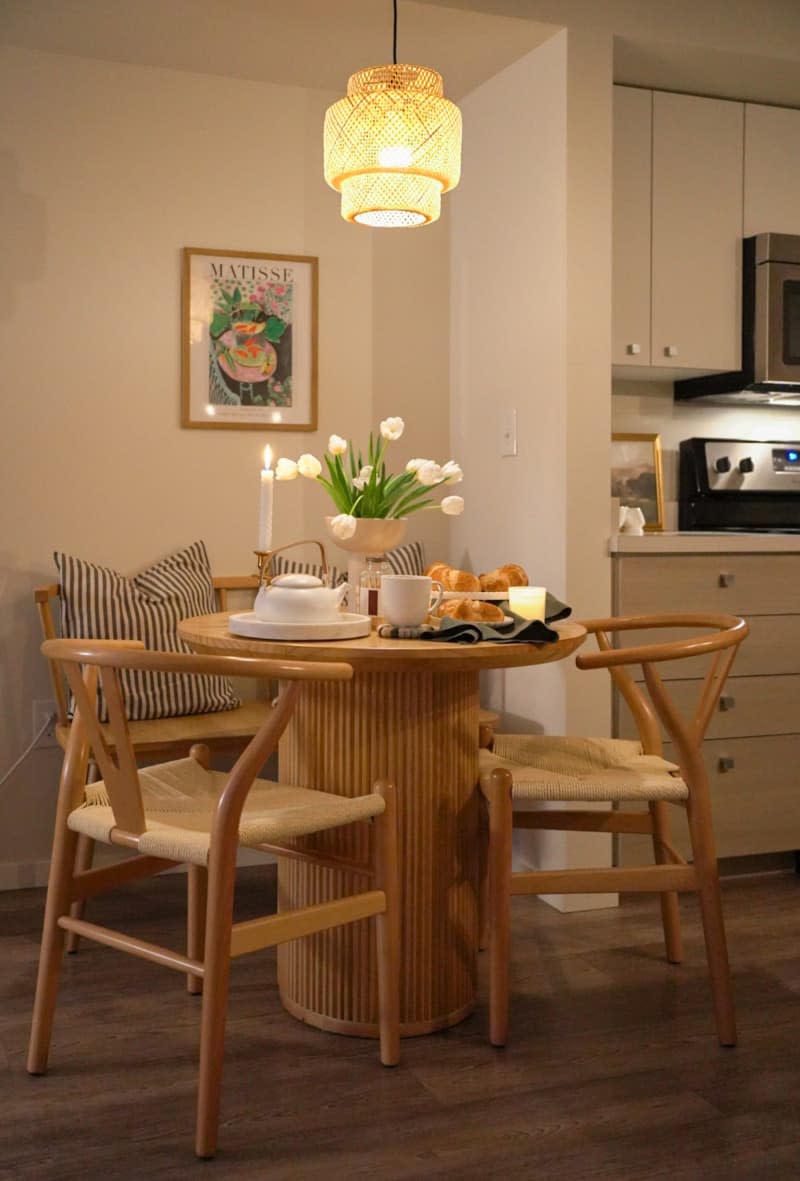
[54,541,240,721]
[385,540,426,576]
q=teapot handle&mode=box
[255,538,331,587]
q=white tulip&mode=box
[416,461,443,486]
[275,458,298,480]
[379,416,404,441]
[328,435,347,456]
[297,453,322,479]
[440,460,463,485]
[330,513,357,539]
[405,458,428,473]
[441,495,464,516]
[352,464,373,491]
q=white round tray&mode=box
[228,612,371,641]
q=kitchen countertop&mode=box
[610,532,800,554]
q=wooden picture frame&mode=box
[611,432,665,531]
[181,247,318,431]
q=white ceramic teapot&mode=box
[254,573,348,623]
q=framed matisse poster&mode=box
[181,247,318,430]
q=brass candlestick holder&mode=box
[253,539,331,588]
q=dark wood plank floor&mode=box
[1,867,799,1179]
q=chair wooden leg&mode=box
[485,768,514,1048]
[187,864,208,995]
[649,801,683,964]
[684,772,736,1047]
[195,848,237,1160]
[478,796,489,952]
[695,870,737,1046]
[65,761,100,954]
[373,781,400,1067]
[27,826,79,1074]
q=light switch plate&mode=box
[500,408,517,457]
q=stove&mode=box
[678,437,800,532]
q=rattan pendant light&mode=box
[323,1,462,228]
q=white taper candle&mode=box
[258,445,274,550]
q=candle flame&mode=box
[263,444,272,471]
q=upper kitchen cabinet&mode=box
[744,103,800,236]
[613,87,743,376]
[612,87,652,369]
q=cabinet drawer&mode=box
[617,735,800,862]
[689,736,800,858]
[617,674,800,740]
[615,554,800,615]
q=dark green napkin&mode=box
[377,592,571,645]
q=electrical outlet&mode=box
[32,699,59,748]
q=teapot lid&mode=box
[270,573,324,589]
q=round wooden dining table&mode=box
[178,612,586,1038]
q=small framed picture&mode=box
[181,247,318,430]
[611,432,664,531]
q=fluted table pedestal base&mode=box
[277,669,480,1037]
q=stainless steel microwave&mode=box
[675,232,800,405]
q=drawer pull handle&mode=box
[718,572,735,588]
[718,695,735,712]
[718,756,735,773]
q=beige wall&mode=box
[451,32,569,735]
[451,31,617,910]
[0,46,450,882]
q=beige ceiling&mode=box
[5,0,800,108]
[0,0,558,98]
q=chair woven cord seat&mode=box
[479,734,688,803]
[67,757,385,866]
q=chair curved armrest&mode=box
[40,638,354,684]
[575,614,748,671]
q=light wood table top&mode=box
[178,612,587,672]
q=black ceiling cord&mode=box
[393,0,398,65]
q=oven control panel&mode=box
[704,440,800,491]
[772,446,800,473]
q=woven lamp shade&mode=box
[324,64,462,228]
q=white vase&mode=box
[325,517,408,611]
[325,516,408,555]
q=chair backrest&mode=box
[576,613,749,769]
[34,576,259,727]
[42,637,352,838]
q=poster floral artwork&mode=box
[182,248,318,430]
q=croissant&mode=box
[425,562,451,584]
[424,562,481,592]
[501,563,529,586]
[432,599,505,623]
[444,568,481,592]
[478,563,529,592]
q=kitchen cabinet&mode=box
[612,86,652,368]
[613,87,743,375]
[612,549,800,861]
[744,102,800,236]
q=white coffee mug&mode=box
[381,575,444,627]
